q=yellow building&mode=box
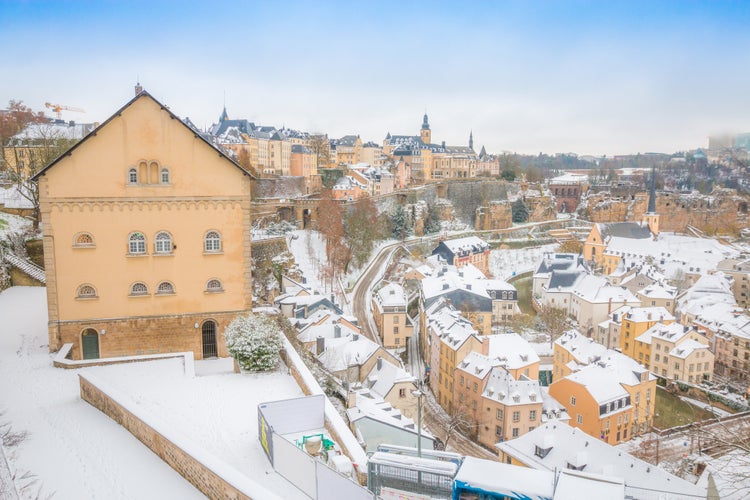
[618,307,674,361]
[372,283,414,349]
[34,90,254,360]
[642,322,714,383]
[549,356,655,444]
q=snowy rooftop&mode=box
[363,357,415,399]
[637,282,677,300]
[623,306,674,324]
[562,350,652,405]
[669,339,710,359]
[440,236,489,254]
[482,368,542,406]
[548,173,589,184]
[296,317,360,344]
[540,387,570,423]
[454,456,555,498]
[421,264,514,303]
[484,333,540,370]
[456,351,498,380]
[374,282,408,309]
[317,334,380,372]
[571,274,640,304]
[605,232,739,280]
[497,422,706,499]
[693,304,750,339]
[11,120,96,141]
[556,330,609,365]
[429,306,479,350]
[0,184,35,209]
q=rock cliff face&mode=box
[474,191,557,230]
[580,188,750,234]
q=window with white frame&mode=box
[77,284,97,298]
[128,168,138,184]
[204,231,221,253]
[156,281,175,295]
[74,232,95,247]
[130,282,148,296]
[154,232,173,254]
[206,279,223,292]
[160,168,170,184]
[128,232,146,254]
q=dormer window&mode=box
[534,445,552,458]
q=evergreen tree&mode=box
[390,205,411,240]
[423,203,442,234]
[512,198,530,223]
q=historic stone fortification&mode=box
[474,192,558,231]
[581,188,750,234]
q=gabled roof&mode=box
[32,91,254,181]
[596,222,652,241]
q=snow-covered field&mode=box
[0,287,307,499]
[490,244,556,280]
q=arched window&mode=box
[130,282,148,296]
[161,168,170,184]
[77,284,97,298]
[204,231,221,253]
[128,168,138,184]
[74,232,95,247]
[154,232,173,254]
[206,279,223,292]
[156,281,175,295]
[128,232,146,254]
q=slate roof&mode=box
[597,222,652,241]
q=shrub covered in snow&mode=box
[225,313,283,372]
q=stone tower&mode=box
[420,113,431,145]
[642,166,660,236]
[469,130,474,151]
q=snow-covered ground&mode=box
[490,244,556,280]
[287,230,329,295]
[0,287,308,499]
[0,211,32,238]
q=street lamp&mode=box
[412,389,423,457]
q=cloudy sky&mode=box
[2,1,749,156]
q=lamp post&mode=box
[412,389,423,457]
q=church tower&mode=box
[469,130,474,151]
[642,166,660,236]
[420,113,431,145]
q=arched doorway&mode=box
[202,320,218,358]
[81,328,100,359]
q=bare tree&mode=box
[538,304,569,349]
[308,134,330,168]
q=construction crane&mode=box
[44,102,85,120]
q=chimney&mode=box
[648,312,652,321]
[135,81,143,95]
[334,324,342,338]
[346,390,357,408]
[442,283,449,290]
[377,357,383,370]
[390,289,395,295]
[608,297,613,314]
[316,336,325,355]
[353,334,359,341]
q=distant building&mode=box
[372,282,414,349]
[432,236,490,276]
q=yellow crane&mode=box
[44,102,85,120]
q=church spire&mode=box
[469,130,474,151]
[648,166,657,214]
[421,112,430,130]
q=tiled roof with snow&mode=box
[669,339,710,359]
[296,318,359,343]
[456,351,498,380]
[571,275,641,304]
[482,368,542,406]
[375,283,408,309]
[556,330,608,366]
[347,390,432,439]
[3,254,46,283]
[485,333,540,370]
[497,423,706,499]
[441,236,489,255]
[364,358,415,399]
[623,306,674,324]
[429,307,479,350]
[317,335,379,372]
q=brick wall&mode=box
[58,310,242,360]
[79,374,274,499]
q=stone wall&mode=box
[583,189,750,234]
[9,267,43,287]
[56,310,242,360]
[79,374,267,500]
[474,193,557,231]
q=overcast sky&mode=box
[2,1,749,156]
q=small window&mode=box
[204,231,222,253]
[154,232,173,254]
[74,232,95,247]
[129,232,146,254]
[206,279,223,293]
[161,168,170,184]
[128,168,138,184]
[77,284,97,298]
[130,282,148,296]
[577,414,583,424]
[156,281,175,295]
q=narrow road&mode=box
[350,241,497,461]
